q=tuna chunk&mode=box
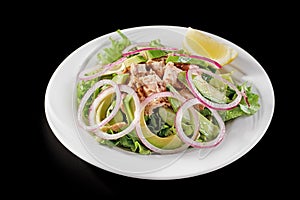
[163,62,182,88]
[128,61,187,115]
[139,72,166,100]
[130,63,147,75]
[146,60,165,78]
[128,62,166,101]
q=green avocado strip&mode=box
[139,111,183,150]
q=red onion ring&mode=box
[176,98,226,148]
[89,84,141,140]
[78,57,126,81]
[241,87,250,107]
[186,67,243,110]
[77,80,121,131]
[122,47,178,57]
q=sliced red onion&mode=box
[241,87,250,107]
[78,57,126,81]
[176,98,226,148]
[89,84,141,140]
[186,67,242,110]
[173,53,222,69]
[77,80,121,131]
[122,47,178,57]
[136,92,199,154]
[87,86,115,130]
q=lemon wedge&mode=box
[183,27,238,66]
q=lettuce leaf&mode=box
[97,134,151,155]
[77,78,100,119]
[97,29,131,65]
[118,135,151,155]
[219,83,260,122]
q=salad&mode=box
[76,29,260,155]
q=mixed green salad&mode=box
[76,29,260,155]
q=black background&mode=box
[9,3,294,198]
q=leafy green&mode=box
[145,109,176,138]
[177,69,260,123]
[123,94,134,123]
[118,135,151,155]
[149,39,164,47]
[111,73,129,84]
[145,50,168,59]
[77,29,262,155]
[76,72,116,120]
[219,83,260,122]
[96,135,151,155]
[77,78,100,119]
[97,29,131,65]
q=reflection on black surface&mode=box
[40,114,169,195]
[41,115,115,195]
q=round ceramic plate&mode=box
[44,25,275,179]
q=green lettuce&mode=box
[97,29,131,65]
[145,110,176,138]
[97,132,151,155]
[219,83,260,122]
[77,78,100,119]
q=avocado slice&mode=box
[95,93,124,125]
[112,73,129,84]
[193,75,228,104]
[177,71,189,88]
[123,54,147,67]
[178,71,228,104]
[144,50,167,59]
[96,93,115,122]
[101,73,130,91]
[165,83,220,140]
[166,55,208,67]
[158,107,194,136]
[123,94,135,123]
[105,100,124,125]
[122,94,141,139]
[158,107,176,126]
[166,84,182,112]
[139,111,184,150]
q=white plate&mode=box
[44,25,275,179]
